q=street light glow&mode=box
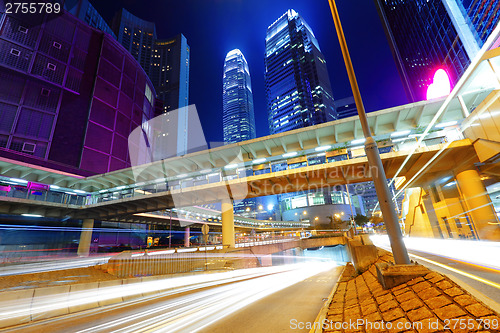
[282,152,298,158]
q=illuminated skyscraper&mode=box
[112,8,156,76]
[265,9,336,135]
[222,49,256,143]
[374,0,500,102]
[112,10,190,114]
[152,34,190,113]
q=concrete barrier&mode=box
[0,288,34,329]
[31,285,70,321]
[97,280,123,307]
[347,238,379,273]
[122,277,143,302]
[68,282,99,313]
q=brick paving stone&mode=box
[417,287,441,301]
[411,281,432,293]
[361,302,378,316]
[465,303,494,317]
[327,307,343,316]
[453,295,476,308]
[443,287,463,297]
[478,314,500,331]
[400,298,424,312]
[433,304,466,321]
[428,276,445,285]
[358,294,372,304]
[396,291,417,303]
[393,282,409,292]
[407,277,425,286]
[415,317,444,333]
[435,280,453,291]
[344,306,361,319]
[424,295,452,310]
[393,286,411,296]
[379,299,399,312]
[326,314,343,322]
[346,298,359,307]
[381,307,405,322]
[424,272,440,280]
[372,287,390,298]
[407,307,434,322]
[365,310,383,323]
[390,317,414,333]
[376,293,394,305]
[453,315,483,331]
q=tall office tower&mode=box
[334,96,358,119]
[0,6,156,174]
[467,0,500,47]
[65,0,116,39]
[374,0,499,102]
[265,9,336,135]
[151,34,190,114]
[222,49,256,144]
[112,8,157,77]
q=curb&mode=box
[309,264,347,333]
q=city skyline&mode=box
[91,0,408,144]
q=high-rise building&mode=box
[112,10,190,116]
[152,34,190,113]
[334,96,358,119]
[65,0,116,39]
[0,6,157,174]
[112,8,156,77]
[265,9,336,135]
[467,0,500,47]
[222,49,256,144]
[374,0,499,102]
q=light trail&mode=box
[371,235,500,290]
[71,262,338,333]
[370,235,500,270]
[0,262,337,327]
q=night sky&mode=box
[92,0,408,144]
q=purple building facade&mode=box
[0,6,157,174]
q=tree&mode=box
[326,214,344,230]
[353,214,370,227]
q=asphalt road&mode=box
[1,263,342,333]
[204,265,343,333]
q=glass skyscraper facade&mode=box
[65,0,116,39]
[265,9,336,135]
[112,10,190,115]
[112,9,157,77]
[222,49,256,144]
[375,0,499,102]
[152,34,190,113]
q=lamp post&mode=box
[327,0,410,264]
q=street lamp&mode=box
[327,0,410,264]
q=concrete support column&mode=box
[221,199,235,248]
[456,168,500,240]
[184,227,190,247]
[77,219,94,257]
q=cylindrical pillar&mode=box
[184,227,190,247]
[222,199,235,248]
[455,168,500,240]
[77,219,94,257]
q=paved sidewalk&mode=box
[323,253,500,332]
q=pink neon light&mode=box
[426,69,451,100]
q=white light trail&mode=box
[370,235,500,270]
[73,262,338,333]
